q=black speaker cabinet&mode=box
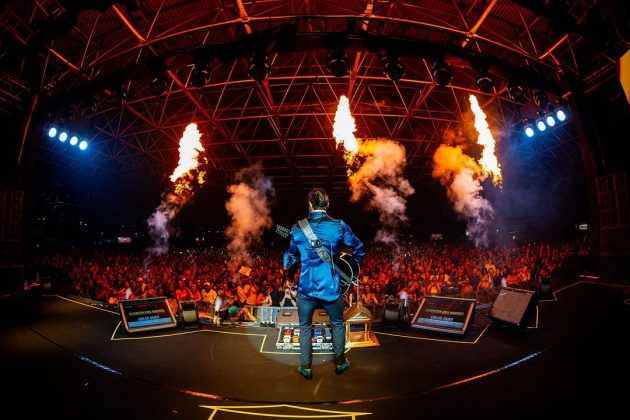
[489,287,537,328]
[179,300,199,329]
[538,276,552,297]
[382,298,404,326]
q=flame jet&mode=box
[147,123,207,254]
[333,95,414,245]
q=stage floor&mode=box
[1,279,629,419]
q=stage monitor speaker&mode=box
[381,298,404,326]
[489,287,537,328]
[179,300,199,329]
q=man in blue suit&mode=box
[284,188,366,380]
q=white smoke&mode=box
[349,139,414,245]
[432,144,494,247]
[148,193,185,254]
[225,163,275,264]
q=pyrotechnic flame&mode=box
[468,95,502,186]
[147,123,208,254]
[170,123,206,193]
[333,95,360,163]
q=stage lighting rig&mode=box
[535,118,547,132]
[523,121,535,138]
[382,56,404,82]
[554,100,569,122]
[47,126,58,138]
[327,50,349,77]
[533,90,549,109]
[150,77,168,95]
[188,62,209,88]
[555,106,568,122]
[248,52,270,82]
[107,87,128,108]
[507,82,527,103]
[431,61,452,86]
[544,112,556,127]
[476,72,494,94]
[43,125,89,151]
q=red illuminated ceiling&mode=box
[1,1,626,200]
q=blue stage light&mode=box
[79,140,88,150]
[59,132,68,142]
[545,114,556,127]
[47,127,58,138]
[536,120,546,132]
[69,136,78,146]
[555,108,567,122]
[524,125,535,138]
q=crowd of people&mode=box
[34,240,580,321]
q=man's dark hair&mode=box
[308,188,329,210]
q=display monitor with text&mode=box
[411,296,476,335]
[119,297,178,333]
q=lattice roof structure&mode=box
[1,1,628,225]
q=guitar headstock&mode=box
[275,224,291,238]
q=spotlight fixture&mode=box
[383,56,404,82]
[524,123,535,138]
[521,119,535,138]
[79,140,88,150]
[536,119,547,132]
[108,88,128,108]
[47,126,58,138]
[188,62,209,88]
[69,136,78,146]
[327,50,349,77]
[507,82,527,103]
[555,107,567,122]
[150,77,168,95]
[59,131,68,142]
[533,90,549,109]
[476,73,494,94]
[431,61,452,86]
[545,113,556,127]
[248,53,270,82]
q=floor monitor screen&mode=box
[119,297,177,333]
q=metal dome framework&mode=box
[2,1,627,205]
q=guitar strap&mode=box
[297,218,351,284]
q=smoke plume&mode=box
[349,139,414,245]
[225,163,275,264]
[432,143,494,247]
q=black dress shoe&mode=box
[335,358,350,375]
[297,366,313,380]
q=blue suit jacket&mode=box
[283,211,366,302]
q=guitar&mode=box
[275,224,360,295]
